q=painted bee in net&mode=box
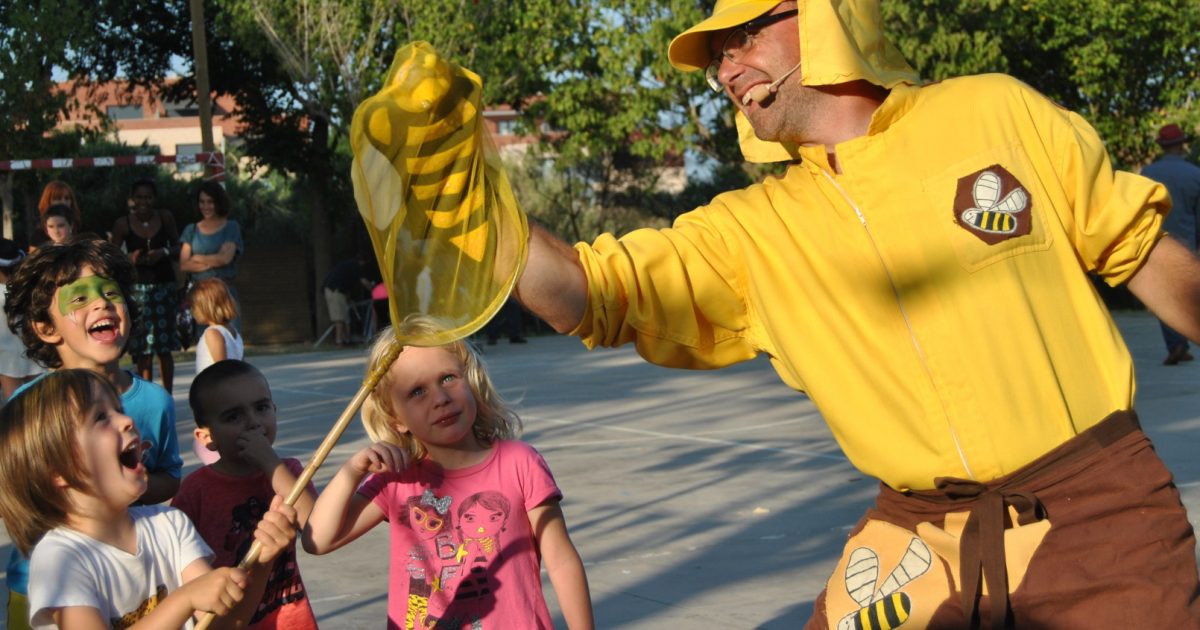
[961,170,1028,235]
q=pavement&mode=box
[2,310,1199,628]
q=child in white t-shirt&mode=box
[191,278,244,373]
[0,369,297,629]
[189,277,245,465]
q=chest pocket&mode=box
[925,144,1053,272]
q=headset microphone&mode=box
[742,62,802,106]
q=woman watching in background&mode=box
[110,178,181,393]
[180,181,244,332]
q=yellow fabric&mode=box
[668,0,780,71]
[572,76,1169,490]
[797,0,918,90]
[349,42,528,346]
[736,113,801,164]
[667,0,919,163]
[7,590,30,630]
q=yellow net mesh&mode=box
[350,41,528,346]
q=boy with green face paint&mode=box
[2,237,183,630]
[55,275,125,318]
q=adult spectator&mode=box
[1141,122,1200,365]
[180,181,244,331]
[110,178,180,393]
[513,1,1200,626]
[323,255,373,346]
[36,180,83,239]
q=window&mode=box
[496,119,518,136]
[176,143,203,173]
[107,104,143,120]
[165,101,200,117]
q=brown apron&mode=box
[808,411,1200,630]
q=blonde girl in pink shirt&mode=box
[305,316,593,629]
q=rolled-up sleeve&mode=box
[570,211,758,370]
[1049,107,1168,285]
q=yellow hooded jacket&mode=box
[570,0,1168,490]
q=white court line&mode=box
[688,416,819,435]
[531,416,846,461]
[271,385,353,399]
[273,445,326,456]
[308,594,359,604]
[1179,480,1200,488]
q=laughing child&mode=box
[3,237,183,628]
[172,360,319,628]
[0,369,298,629]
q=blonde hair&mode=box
[190,278,239,326]
[0,370,116,554]
[361,315,520,460]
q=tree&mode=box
[45,0,590,335]
[0,1,112,239]
[519,0,748,242]
[881,0,1200,168]
[204,0,589,334]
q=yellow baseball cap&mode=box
[668,0,782,72]
[669,0,920,163]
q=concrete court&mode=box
[2,310,1200,628]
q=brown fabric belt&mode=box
[899,410,1140,630]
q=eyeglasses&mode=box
[704,8,799,92]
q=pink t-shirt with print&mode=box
[358,439,563,630]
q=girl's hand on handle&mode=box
[347,442,409,476]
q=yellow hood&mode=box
[669,0,919,163]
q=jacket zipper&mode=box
[819,169,975,480]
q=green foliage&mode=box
[0,1,96,160]
[881,0,1200,168]
[507,152,673,243]
[220,157,307,246]
[514,0,743,241]
[12,0,1193,258]
[0,0,139,244]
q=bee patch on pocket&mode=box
[826,520,952,630]
[953,165,1032,245]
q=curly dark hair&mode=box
[4,237,138,369]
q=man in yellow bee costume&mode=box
[513,0,1200,627]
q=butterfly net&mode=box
[350,41,528,346]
